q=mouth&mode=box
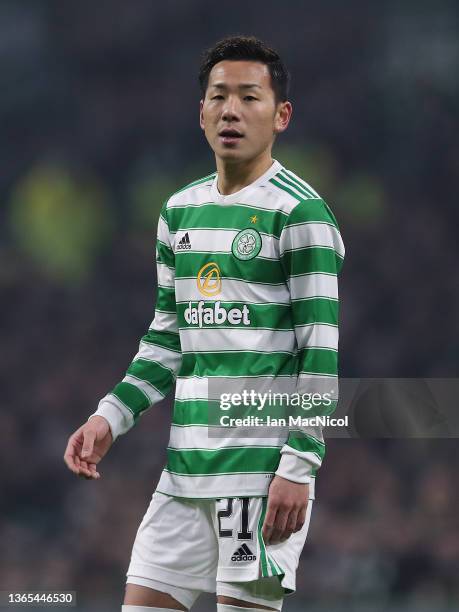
[218,129,244,146]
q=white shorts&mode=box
[126,489,314,610]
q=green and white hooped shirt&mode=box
[91,159,345,499]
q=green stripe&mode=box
[271,556,284,576]
[175,252,284,284]
[281,246,341,276]
[291,297,338,325]
[127,358,174,397]
[283,198,340,232]
[141,329,181,353]
[299,347,338,375]
[166,446,282,475]
[267,553,282,577]
[267,556,277,577]
[168,203,286,238]
[278,170,314,199]
[159,200,168,225]
[112,382,149,418]
[179,351,298,377]
[177,299,338,329]
[280,169,316,198]
[258,497,269,577]
[156,239,175,268]
[155,286,176,313]
[286,432,326,460]
[269,177,303,202]
[172,397,318,427]
[172,400,214,426]
[176,301,294,330]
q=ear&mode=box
[199,99,205,131]
[274,101,292,134]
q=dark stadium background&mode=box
[1,1,458,610]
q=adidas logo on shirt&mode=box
[177,232,191,250]
[231,543,257,562]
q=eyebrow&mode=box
[210,83,262,90]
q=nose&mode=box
[221,95,241,121]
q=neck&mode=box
[215,151,274,195]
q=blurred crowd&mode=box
[1,1,458,610]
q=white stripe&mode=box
[174,228,233,253]
[149,310,179,334]
[168,190,293,216]
[175,374,300,400]
[172,226,279,240]
[179,327,296,353]
[289,273,338,300]
[275,450,321,485]
[297,373,339,398]
[172,228,278,259]
[295,323,338,351]
[157,261,175,287]
[90,395,135,440]
[280,223,345,258]
[175,277,290,304]
[134,340,182,372]
[284,169,321,198]
[176,376,209,400]
[168,181,215,206]
[169,199,288,214]
[168,425,286,450]
[174,372,339,400]
[157,215,170,245]
[176,376,297,402]
[123,374,164,403]
[156,469,316,499]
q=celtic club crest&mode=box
[231,228,262,261]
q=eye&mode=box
[244,95,257,101]
[211,95,224,100]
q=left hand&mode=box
[262,475,309,544]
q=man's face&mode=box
[200,60,291,164]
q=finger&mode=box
[293,504,307,533]
[88,463,100,479]
[64,454,78,474]
[76,456,86,479]
[63,438,80,472]
[80,460,99,480]
[81,430,96,459]
[270,508,289,544]
[262,504,278,544]
[75,455,88,478]
[79,459,92,478]
[64,428,86,472]
[64,447,80,474]
[280,509,299,542]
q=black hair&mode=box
[198,35,290,104]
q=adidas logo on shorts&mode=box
[177,232,191,250]
[231,543,257,562]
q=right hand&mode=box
[63,416,113,480]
